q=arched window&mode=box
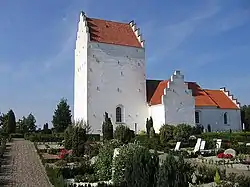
[116,105,123,123]
[224,112,228,124]
[207,124,211,132]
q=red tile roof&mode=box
[150,80,169,105]
[187,82,218,107]
[86,17,142,48]
[148,80,239,109]
[204,89,239,109]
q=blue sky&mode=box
[0,0,249,128]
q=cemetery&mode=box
[27,119,250,187]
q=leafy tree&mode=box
[52,98,72,133]
[102,112,113,140]
[26,113,36,132]
[159,124,175,145]
[114,124,133,144]
[0,113,8,129]
[173,124,193,141]
[16,117,28,134]
[157,154,193,187]
[7,110,16,134]
[72,126,87,156]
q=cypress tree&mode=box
[7,110,16,134]
[102,112,113,140]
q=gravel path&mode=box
[0,138,53,187]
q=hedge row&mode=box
[201,132,250,142]
[25,133,100,142]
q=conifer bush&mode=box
[114,124,132,144]
[102,112,113,141]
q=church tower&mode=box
[74,12,148,134]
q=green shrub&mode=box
[72,126,87,157]
[159,124,175,145]
[133,134,162,151]
[201,132,250,142]
[173,124,193,141]
[84,141,101,158]
[157,154,194,187]
[64,125,73,149]
[226,173,250,187]
[26,133,64,142]
[94,139,122,181]
[87,134,100,141]
[195,164,226,184]
[114,124,133,144]
[112,143,159,187]
[10,133,24,138]
[45,166,66,187]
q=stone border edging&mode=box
[31,141,54,187]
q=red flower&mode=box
[58,149,71,159]
[217,153,233,159]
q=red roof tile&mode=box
[86,17,142,48]
[150,80,169,105]
[204,90,239,109]
[149,80,239,109]
[187,82,218,107]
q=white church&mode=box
[74,12,242,134]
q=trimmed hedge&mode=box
[25,133,100,142]
[10,133,25,138]
[201,132,250,142]
[25,133,64,142]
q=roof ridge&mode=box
[87,16,129,25]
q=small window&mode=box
[195,111,200,124]
[224,112,228,124]
[116,106,124,123]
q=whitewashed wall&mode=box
[74,14,88,122]
[87,42,148,134]
[162,71,195,126]
[148,104,165,133]
[196,107,242,131]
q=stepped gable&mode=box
[147,80,239,109]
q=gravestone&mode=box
[224,148,236,157]
[216,139,222,149]
[174,142,181,151]
[200,140,206,151]
[194,138,202,152]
